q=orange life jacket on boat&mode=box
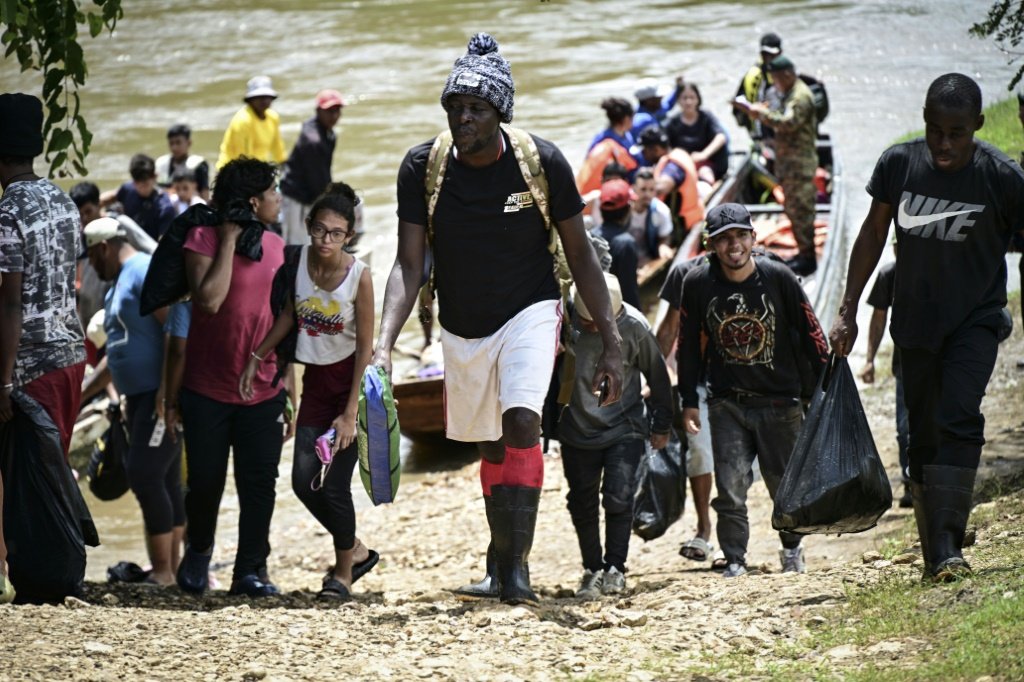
[576,138,638,195]
[655,149,705,230]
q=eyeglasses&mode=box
[308,223,351,243]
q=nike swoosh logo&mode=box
[897,200,976,229]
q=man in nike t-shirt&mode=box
[829,73,1024,582]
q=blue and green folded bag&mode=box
[357,366,401,505]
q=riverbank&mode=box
[3,293,1024,680]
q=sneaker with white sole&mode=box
[601,566,626,594]
[779,546,806,574]
[575,569,603,600]
[721,562,747,578]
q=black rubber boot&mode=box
[453,496,499,599]
[922,464,977,582]
[909,480,931,578]
[492,485,540,606]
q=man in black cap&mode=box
[0,93,88,602]
[735,55,819,276]
[733,32,783,136]
[677,203,827,578]
[373,33,623,605]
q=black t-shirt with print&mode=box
[867,139,1024,351]
[677,257,828,407]
[397,130,584,339]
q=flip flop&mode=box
[710,550,729,571]
[317,577,352,602]
[679,537,713,562]
[352,549,379,583]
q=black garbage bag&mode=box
[0,392,100,604]
[139,203,266,316]
[772,355,892,535]
[632,434,686,541]
[86,402,130,501]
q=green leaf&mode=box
[74,114,92,149]
[42,66,64,98]
[48,151,67,177]
[47,128,73,154]
[65,41,84,80]
[87,11,101,37]
[72,158,88,176]
[0,0,16,25]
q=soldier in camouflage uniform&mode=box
[744,56,819,276]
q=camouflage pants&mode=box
[780,173,816,259]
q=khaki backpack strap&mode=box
[504,125,555,251]
[424,131,453,246]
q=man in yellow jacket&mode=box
[217,76,287,170]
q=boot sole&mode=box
[500,595,539,607]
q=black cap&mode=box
[638,126,669,148]
[0,93,44,158]
[705,203,754,238]
[766,55,795,73]
[760,32,782,55]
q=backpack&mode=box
[423,125,572,299]
[798,73,829,125]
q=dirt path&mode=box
[3,318,1024,681]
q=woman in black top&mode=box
[666,82,729,183]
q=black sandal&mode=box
[317,577,351,602]
[352,550,380,583]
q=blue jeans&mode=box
[708,398,804,565]
[561,440,644,572]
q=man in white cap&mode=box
[280,89,347,244]
[373,32,623,606]
[217,75,287,170]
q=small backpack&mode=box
[798,73,830,125]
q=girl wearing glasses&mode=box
[240,182,377,602]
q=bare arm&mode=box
[829,199,893,356]
[371,219,427,376]
[556,212,624,405]
[333,267,375,452]
[163,334,187,441]
[859,307,888,384]
[239,299,296,402]
[81,356,113,404]
[185,222,242,315]
[655,305,680,359]
[0,271,22,422]
[693,132,727,163]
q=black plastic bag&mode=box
[86,402,130,501]
[772,355,892,535]
[0,392,100,604]
[632,435,686,541]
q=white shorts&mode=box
[280,195,311,246]
[685,384,714,477]
[441,299,561,443]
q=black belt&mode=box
[727,393,799,408]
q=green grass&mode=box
[895,96,1024,161]
[668,488,1024,681]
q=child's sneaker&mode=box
[779,546,806,574]
[575,569,603,600]
[601,566,626,594]
[721,562,747,578]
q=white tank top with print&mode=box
[294,246,365,365]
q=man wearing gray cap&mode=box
[373,33,623,605]
[0,93,88,603]
[217,75,287,170]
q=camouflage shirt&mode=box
[0,179,86,386]
[761,78,818,176]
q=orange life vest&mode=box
[576,137,638,195]
[655,149,705,230]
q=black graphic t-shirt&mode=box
[677,258,828,407]
[397,130,584,339]
[867,139,1024,351]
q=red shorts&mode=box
[22,363,87,459]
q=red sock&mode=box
[502,444,544,489]
[480,458,502,496]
